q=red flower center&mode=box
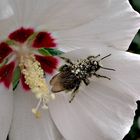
[0,27,59,90]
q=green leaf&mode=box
[38,48,52,56]
[0,59,8,68]
[45,48,64,56]
[38,48,64,56]
[27,33,38,42]
[12,66,21,91]
[5,40,16,46]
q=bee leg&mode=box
[93,73,111,80]
[60,56,73,65]
[69,84,80,103]
[83,78,90,86]
[87,54,100,59]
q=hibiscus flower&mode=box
[0,0,140,140]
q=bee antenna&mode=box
[100,54,111,61]
[100,66,115,71]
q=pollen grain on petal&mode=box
[9,27,34,43]
[0,42,13,63]
[32,32,56,48]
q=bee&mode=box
[50,54,115,103]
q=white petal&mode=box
[9,85,64,140]
[0,85,13,140]
[0,0,17,40]
[54,0,140,52]
[0,0,109,40]
[36,0,109,31]
[0,0,139,51]
[49,47,140,140]
[0,0,13,20]
[6,0,109,30]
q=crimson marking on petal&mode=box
[0,42,13,63]
[9,27,34,43]
[0,62,15,88]
[21,74,30,91]
[32,32,56,48]
[35,55,58,74]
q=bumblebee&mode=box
[50,54,115,103]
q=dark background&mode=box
[128,0,140,54]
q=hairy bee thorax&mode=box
[70,59,100,79]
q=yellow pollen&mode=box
[19,54,55,117]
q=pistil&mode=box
[19,54,55,117]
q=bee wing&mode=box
[50,73,60,86]
[50,73,65,93]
